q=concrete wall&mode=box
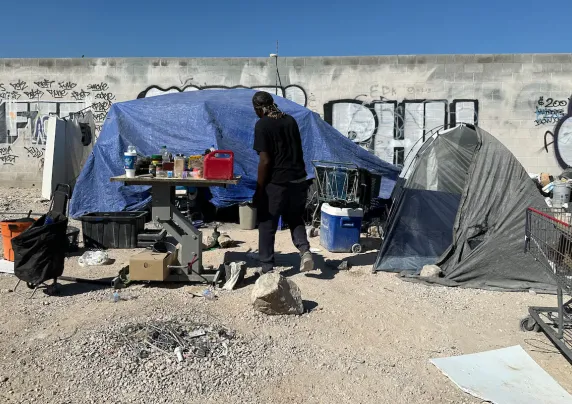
[1,54,571,187]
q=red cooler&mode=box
[203,150,234,180]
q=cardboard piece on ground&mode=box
[129,251,175,281]
[430,345,572,404]
[0,260,14,274]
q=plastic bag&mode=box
[78,251,110,267]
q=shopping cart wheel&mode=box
[351,244,362,254]
[520,316,540,332]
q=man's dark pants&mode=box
[258,181,310,272]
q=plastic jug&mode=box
[203,150,234,180]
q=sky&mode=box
[1,0,571,58]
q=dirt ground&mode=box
[0,187,571,403]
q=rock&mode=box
[306,227,319,238]
[203,235,217,249]
[251,273,304,315]
[218,234,233,249]
[368,225,381,238]
[420,265,442,278]
[338,261,351,271]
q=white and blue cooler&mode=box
[320,203,363,253]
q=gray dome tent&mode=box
[374,124,555,292]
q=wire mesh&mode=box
[313,161,360,205]
[525,207,572,293]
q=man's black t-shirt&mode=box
[253,114,307,184]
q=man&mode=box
[252,91,314,274]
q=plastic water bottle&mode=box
[202,289,216,300]
[113,291,120,303]
[161,145,169,163]
[124,145,137,178]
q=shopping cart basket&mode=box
[309,161,383,233]
[313,161,361,205]
[522,207,572,360]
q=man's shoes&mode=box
[300,251,315,272]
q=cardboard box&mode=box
[129,251,175,281]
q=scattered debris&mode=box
[368,225,381,238]
[307,227,319,238]
[420,264,442,278]
[111,319,236,362]
[188,329,206,338]
[203,226,221,249]
[78,251,110,267]
[338,260,351,271]
[217,234,234,248]
[251,273,304,315]
[202,288,216,300]
[110,321,234,362]
[174,346,184,362]
[222,261,246,290]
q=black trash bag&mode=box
[12,213,69,286]
[79,122,92,146]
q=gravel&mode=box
[0,186,571,403]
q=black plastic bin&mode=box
[79,212,147,249]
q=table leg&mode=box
[151,184,219,283]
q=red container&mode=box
[203,150,234,180]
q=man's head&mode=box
[252,91,284,119]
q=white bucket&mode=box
[239,204,257,230]
[552,182,571,208]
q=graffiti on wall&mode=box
[0,145,18,165]
[137,82,478,166]
[137,84,308,107]
[544,95,572,168]
[0,79,115,144]
[324,97,479,166]
[535,96,568,126]
[87,82,115,132]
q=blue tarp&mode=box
[70,89,399,218]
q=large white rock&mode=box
[420,264,442,278]
[251,273,304,315]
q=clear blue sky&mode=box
[2,0,571,58]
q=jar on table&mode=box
[174,154,185,178]
[156,163,165,178]
[151,155,162,166]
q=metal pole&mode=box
[558,285,564,339]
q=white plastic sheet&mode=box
[431,345,572,404]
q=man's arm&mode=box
[253,123,272,205]
[257,151,271,190]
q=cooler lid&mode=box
[321,203,364,218]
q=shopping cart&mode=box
[308,161,382,233]
[522,207,572,360]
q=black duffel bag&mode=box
[12,212,69,286]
